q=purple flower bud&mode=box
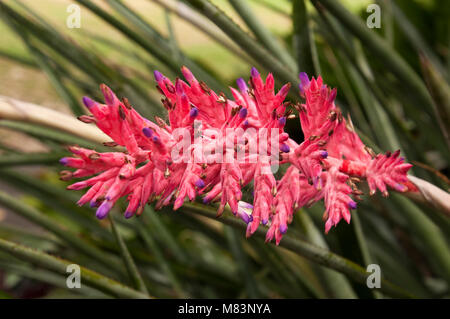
[203,197,211,204]
[278,117,286,126]
[348,201,357,210]
[82,96,96,109]
[251,67,259,78]
[240,213,251,224]
[243,120,249,127]
[142,127,153,138]
[279,224,288,234]
[299,72,310,94]
[59,157,68,166]
[299,72,310,86]
[195,179,205,188]
[152,135,160,143]
[89,201,97,208]
[320,150,328,159]
[262,219,268,225]
[280,144,290,153]
[124,211,134,219]
[190,107,199,118]
[96,201,112,219]
[239,108,248,119]
[236,78,248,92]
[153,70,164,82]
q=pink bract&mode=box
[60,67,412,244]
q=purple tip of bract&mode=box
[152,135,160,143]
[195,179,205,188]
[239,108,248,119]
[82,96,96,109]
[124,211,134,219]
[278,117,286,126]
[89,201,97,208]
[320,150,328,159]
[251,67,259,78]
[279,224,288,234]
[243,120,249,127]
[96,201,112,219]
[59,157,68,166]
[299,72,310,94]
[153,70,164,82]
[299,72,310,85]
[280,144,290,153]
[142,127,153,138]
[190,107,199,118]
[348,201,357,210]
[203,197,211,204]
[262,219,268,225]
[236,78,248,92]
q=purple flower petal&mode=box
[190,107,199,118]
[251,67,259,78]
[153,70,164,82]
[143,127,153,138]
[239,108,248,119]
[280,144,290,153]
[236,78,248,92]
[82,96,96,109]
[96,201,112,219]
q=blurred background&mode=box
[0,0,448,299]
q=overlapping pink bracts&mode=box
[60,67,412,244]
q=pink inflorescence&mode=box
[60,67,412,244]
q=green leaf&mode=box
[292,0,320,75]
[187,0,299,85]
[109,216,148,294]
[229,0,297,71]
[0,238,150,299]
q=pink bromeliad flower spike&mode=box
[60,66,413,243]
